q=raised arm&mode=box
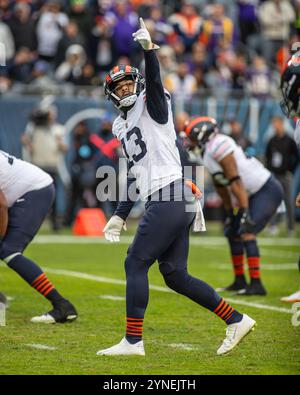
[133,18,168,124]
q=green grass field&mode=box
[0,223,299,375]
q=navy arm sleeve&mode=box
[114,177,138,221]
[144,50,168,124]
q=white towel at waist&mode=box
[193,199,206,232]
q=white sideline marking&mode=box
[99,295,125,301]
[225,298,292,314]
[168,343,196,351]
[43,268,172,293]
[25,343,57,351]
[33,235,300,247]
[43,267,293,315]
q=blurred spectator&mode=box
[36,0,69,62]
[21,98,67,230]
[258,0,295,66]
[265,116,300,235]
[168,0,203,53]
[237,0,259,45]
[54,20,84,67]
[90,15,113,72]
[64,121,98,225]
[157,45,177,81]
[67,0,93,39]
[200,4,234,65]
[55,44,87,83]
[8,3,37,52]
[164,61,197,99]
[227,114,252,150]
[106,0,139,63]
[91,119,120,216]
[246,56,272,99]
[0,75,11,94]
[28,60,56,90]
[0,20,15,63]
[0,0,12,22]
[9,47,36,83]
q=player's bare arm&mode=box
[296,192,300,207]
[215,184,233,211]
[219,154,249,209]
[0,188,8,238]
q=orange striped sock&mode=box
[31,273,56,299]
[232,255,244,276]
[126,317,144,344]
[214,298,242,325]
[248,257,260,279]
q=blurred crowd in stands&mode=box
[0,0,299,97]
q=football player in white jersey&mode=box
[182,116,284,296]
[96,18,256,357]
[0,150,77,323]
[278,56,300,303]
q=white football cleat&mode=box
[280,290,300,303]
[31,314,56,324]
[96,337,145,356]
[217,314,256,355]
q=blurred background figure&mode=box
[265,116,300,236]
[227,114,252,151]
[21,97,67,230]
[64,121,98,226]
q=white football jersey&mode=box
[0,150,52,207]
[294,119,300,147]
[112,90,182,200]
[203,134,270,195]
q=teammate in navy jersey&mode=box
[182,117,283,296]
[96,18,256,357]
[0,150,77,323]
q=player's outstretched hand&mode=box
[103,215,127,243]
[132,17,159,50]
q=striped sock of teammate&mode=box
[7,254,64,304]
[214,298,243,325]
[126,317,144,344]
[229,239,245,277]
[244,240,261,281]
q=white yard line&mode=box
[168,343,197,351]
[99,295,125,301]
[25,344,57,351]
[43,267,293,315]
[33,235,300,247]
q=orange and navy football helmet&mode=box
[183,116,219,149]
[104,64,145,109]
[280,52,300,118]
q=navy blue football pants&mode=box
[0,184,55,260]
[125,188,222,319]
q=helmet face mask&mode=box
[280,62,300,118]
[104,65,145,110]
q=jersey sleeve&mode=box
[113,176,138,221]
[144,50,168,124]
[209,136,235,163]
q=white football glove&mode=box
[103,215,127,243]
[132,17,160,50]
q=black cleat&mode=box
[236,281,267,296]
[31,299,78,324]
[216,276,247,292]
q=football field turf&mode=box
[0,226,299,375]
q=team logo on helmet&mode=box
[183,116,219,149]
[103,65,145,109]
